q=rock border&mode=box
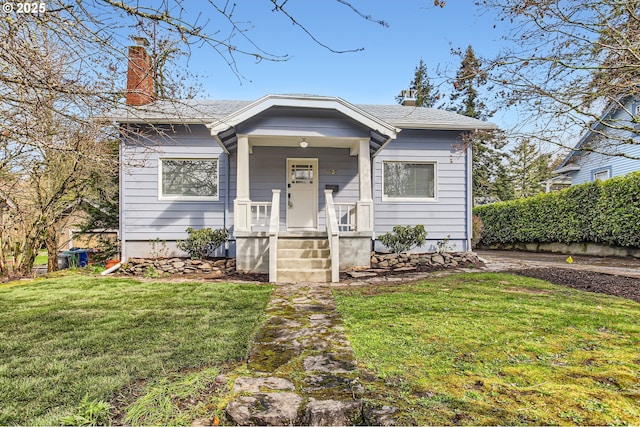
[120,257,235,277]
[120,252,482,281]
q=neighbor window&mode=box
[383,161,436,200]
[159,158,218,200]
[592,168,611,182]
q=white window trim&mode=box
[158,157,220,201]
[381,160,438,202]
[592,167,611,182]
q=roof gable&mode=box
[207,94,400,140]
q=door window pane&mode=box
[291,164,314,184]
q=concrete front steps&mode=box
[277,237,332,283]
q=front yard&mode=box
[334,272,640,425]
[1,271,639,425]
[0,276,272,425]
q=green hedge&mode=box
[474,171,640,248]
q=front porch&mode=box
[232,137,376,283]
[206,95,399,282]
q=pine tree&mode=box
[449,46,495,120]
[397,59,440,108]
[507,139,554,199]
[448,45,506,204]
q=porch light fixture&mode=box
[299,138,308,148]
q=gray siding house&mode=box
[113,41,496,282]
[554,96,640,186]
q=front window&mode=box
[383,161,436,200]
[159,158,218,200]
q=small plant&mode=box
[177,227,228,259]
[144,265,161,279]
[378,224,427,253]
[436,234,455,253]
[60,395,111,426]
[149,238,169,258]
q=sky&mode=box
[177,1,515,128]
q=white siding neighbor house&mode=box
[554,96,640,186]
[111,40,496,282]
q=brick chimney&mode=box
[126,37,155,106]
[398,89,417,107]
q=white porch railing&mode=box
[268,190,280,282]
[324,190,340,283]
[250,202,272,228]
[334,202,356,232]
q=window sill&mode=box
[158,196,220,202]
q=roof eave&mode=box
[391,122,499,130]
[553,165,581,174]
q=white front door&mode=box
[287,158,318,229]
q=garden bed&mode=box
[508,267,640,303]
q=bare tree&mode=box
[0,1,391,276]
[482,0,640,158]
[0,22,117,275]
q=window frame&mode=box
[158,157,220,201]
[381,160,438,202]
[591,167,611,182]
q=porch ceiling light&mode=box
[299,138,308,148]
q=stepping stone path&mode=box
[225,283,396,426]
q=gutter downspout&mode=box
[371,134,394,252]
[466,131,475,251]
[101,262,122,275]
[119,135,127,262]
[224,151,230,258]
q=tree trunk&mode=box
[46,230,59,273]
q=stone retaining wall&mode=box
[121,257,236,277]
[371,251,480,270]
[484,242,640,258]
[121,252,480,278]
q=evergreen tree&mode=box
[449,46,495,120]
[397,59,440,107]
[507,139,554,199]
[448,45,506,204]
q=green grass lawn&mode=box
[334,272,640,426]
[0,275,272,426]
[34,250,48,266]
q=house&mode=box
[554,96,640,186]
[110,39,496,282]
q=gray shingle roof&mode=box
[105,96,497,130]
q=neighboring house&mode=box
[554,96,640,186]
[109,39,496,282]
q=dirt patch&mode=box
[507,267,640,303]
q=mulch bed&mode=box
[507,267,640,303]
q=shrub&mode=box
[378,224,427,253]
[474,172,640,248]
[471,215,484,249]
[176,227,228,259]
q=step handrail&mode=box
[268,190,281,282]
[324,189,340,283]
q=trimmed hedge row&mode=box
[474,171,640,248]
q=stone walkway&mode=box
[225,283,395,426]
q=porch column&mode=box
[356,138,374,231]
[234,135,251,232]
